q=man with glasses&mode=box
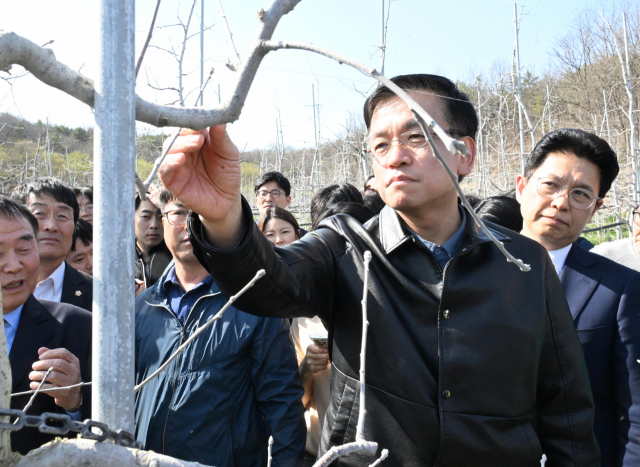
[158,74,598,466]
[517,128,640,467]
[254,171,292,218]
[133,188,305,467]
[592,206,640,271]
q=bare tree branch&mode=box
[217,0,243,71]
[0,0,302,129]
[135,0,162,79]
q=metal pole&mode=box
[623,12,639,203]
[514,3,526,173]
[94,0,136,433]
[200,0,204,106]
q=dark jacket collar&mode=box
[377,204,510,255]
[145,260,220,307]
[9,295,54,390]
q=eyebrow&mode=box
[141,209,154,214]
[19,234,35,241]
[31,202,72,212]
[370,119,423,139]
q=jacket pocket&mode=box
[576,325,608,344]
[325,378,358,448]
[438,412,542,467]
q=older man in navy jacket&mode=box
[518,129,640,466]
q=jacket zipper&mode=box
[145,291,219,451]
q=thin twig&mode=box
[217,0,242,71]
[134,269,266,393]
[369,449,389,467]
[135,0,162,79]
[12,381,92,398]
[267,436,274,467]
[357,251,372,441]
[20,367,53,414]
[140,67,214,196]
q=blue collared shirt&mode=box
[414,207,468,270]
[162,266,214,325]
[4,304,23,354]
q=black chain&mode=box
[0,409,143,450]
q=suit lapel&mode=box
[9,295,55,391]
[560,244,600,322]
[60,262,81,307]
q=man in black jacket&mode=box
[11,178,92,311]
[158,74,599,466]
[1,196,91,454]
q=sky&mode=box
[0,0,595,151]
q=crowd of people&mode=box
[2,73,640,466]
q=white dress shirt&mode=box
[34,261,66,302]
[548,244,573,276]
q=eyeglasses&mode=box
[633,211,640,227]
[530,176,600,210]
[257,189,284,199]
[164,209,189,226]
[365,129,463,159]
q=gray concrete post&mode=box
[93,0,136,432]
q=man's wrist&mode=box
[62,394,83,413]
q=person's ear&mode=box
[456,136,476,178]
[286,196,292,207]
[587,198,604,224]
[296,229,301,239]
[515,175,527,203]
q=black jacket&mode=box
[60,262,93,311]
[189,198,599,467]
[135,241,172,288]
[561,243,640,467]
[10,295,92,454]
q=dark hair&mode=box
[524,129,619,198]
[363,193,385,216]
[156,188,180,213]
[310,184,364,231]
[0,195,39,235]
[70,218,93,252]
[254,171,291,197]
[316,202,375,227]
[363,74,478,141]
[73,186,93,203]
[11,177,79,223]
[463,193,483,209]
[258,207,301,238]
[475,196,523,233]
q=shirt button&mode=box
[442,390,451,399]
[442,310,451,319]
[434,248,442,254]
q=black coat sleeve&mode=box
[189,196,340,322]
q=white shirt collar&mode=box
[34,261,66,302]
[547,244,573,276]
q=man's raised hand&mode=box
[158,126,245,248]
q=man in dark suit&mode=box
[1,196,91,454]
[11,178,92,312]
[517,129,640,466]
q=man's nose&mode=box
[551,189,571,210]
[2,250,23,274]
[384,141,412,168]
[40,213,58,231]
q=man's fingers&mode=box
[36,348,79,365]
[166,132,205,155]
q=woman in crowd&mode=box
[258,207,330,467]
